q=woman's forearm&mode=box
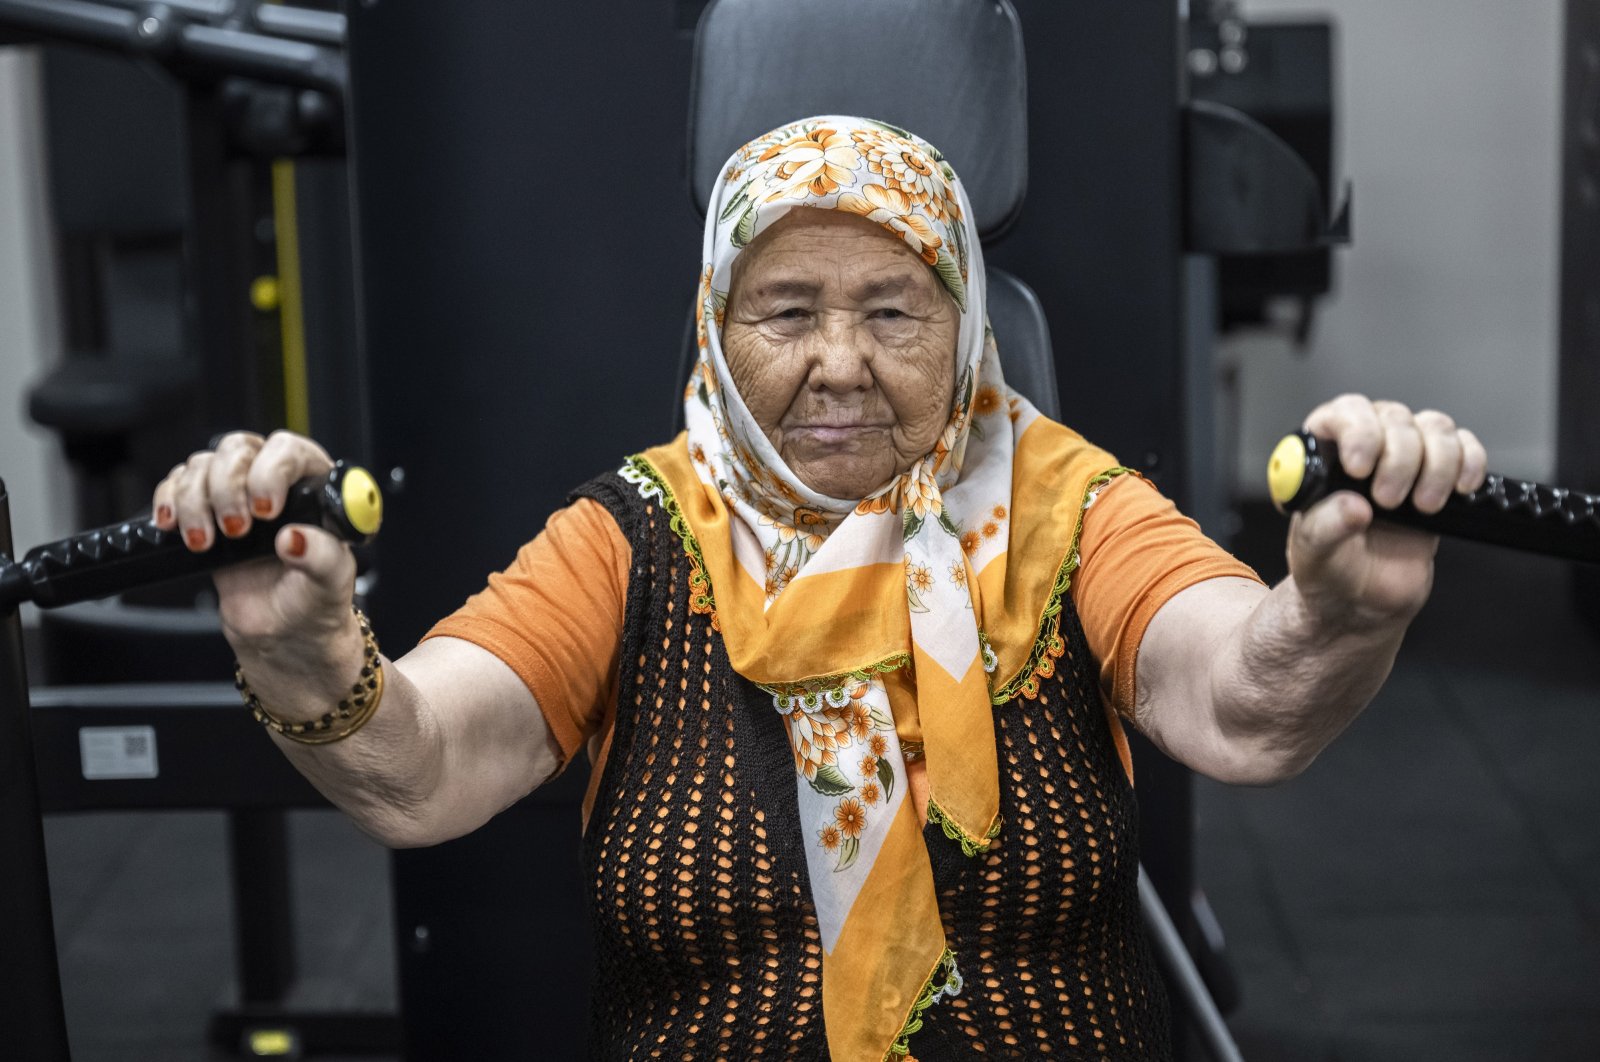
[236,615,448,846]
[1202,574,1409,784]
[1133,570,1418,786]
[240,625,560,846]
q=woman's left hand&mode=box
[1288,393,1488,632]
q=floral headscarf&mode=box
[621,116,1121,1060]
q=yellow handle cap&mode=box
[341,466,384,537]
[1268,434,1308,511]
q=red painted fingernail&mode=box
[286,529,307,558]
[251,496,273,516]
[184,528,207,551]
[156,505,172,524]
[221,515,246,538]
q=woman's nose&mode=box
[806,322,873,391]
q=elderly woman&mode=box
[157,116,1484,1060]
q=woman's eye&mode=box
[775,308,809,320]
[872,308,907,320]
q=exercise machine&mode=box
[0,2,386,1056]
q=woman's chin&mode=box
[788,455,894,501]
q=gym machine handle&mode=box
[0,462,382,611]
[1268,431,1600,565]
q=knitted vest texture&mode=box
[575,471,1170,1060]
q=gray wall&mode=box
[1226,0,1564,490]
[0,48,70,553]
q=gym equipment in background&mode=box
[0,4,382,1056]
[1188,4,1346,342]
[0,462,382,1062]
[0,0,345,96]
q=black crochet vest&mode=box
[574,470,1170,1060]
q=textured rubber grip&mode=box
[0,462,382,610]
[1269,431,1600,565]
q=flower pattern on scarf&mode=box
[838,183,944,265]
[776,678,899,872]
[757,126,862,201]
[850,126,962,221]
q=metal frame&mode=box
[0,484,71,1062]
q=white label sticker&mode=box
[79,726,160,780]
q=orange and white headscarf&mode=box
[621,116,1127,1060]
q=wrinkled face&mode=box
[721,209,959,500]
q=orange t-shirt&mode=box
[424,474,1262,778]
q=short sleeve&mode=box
[423,497,631,763]
[1070,475,1263,716]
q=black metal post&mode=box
[1139,869,1245,1062]
[227,809,298,1005]
[185,86,269,440]
[1559,0,1600,631]
[0,478,73,1061]
[345,3,692,1053]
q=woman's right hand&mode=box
[151,432,564,846]
[151,430,357,661]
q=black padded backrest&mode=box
[688,0,1028,241]
[988,268,1059,420]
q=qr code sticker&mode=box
[80,726,160,780]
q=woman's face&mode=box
[722,209,959,500]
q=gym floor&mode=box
[1201,512,1600,1061]
[38,512,1600,1061]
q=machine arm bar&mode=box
[251,2,344,46]
[180,22,345,95]
[0,0,129,47]
[64,0,346,46]
[0,0,347,96]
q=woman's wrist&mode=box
[233,609,372,727]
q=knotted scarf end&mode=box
[884,947,964,1060]
[926,797,1001,858]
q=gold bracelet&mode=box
[235,607,384,745]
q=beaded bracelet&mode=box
[235,607,384,745]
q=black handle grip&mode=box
[1268,431,1600,565]
[0,462,382,610]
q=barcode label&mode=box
[79,726,160,780]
